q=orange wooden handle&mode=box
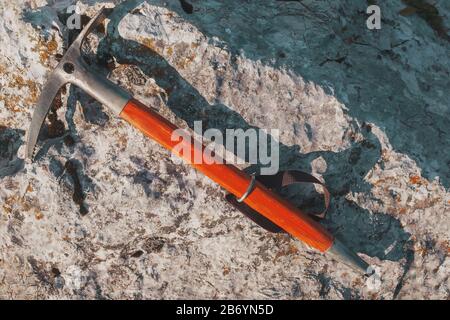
[120,99,334,252]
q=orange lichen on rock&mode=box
[176,51,197,69]
[222,266,230,275]
[1,189,41,217]
[0,73,40,113]
[140,37,165,55]
[141,37,156,50]
[1,94,22,112]
[409,175,424,185]
[26,184,33,193]
[35,212,44,220]
[11,74,40,105]
[2,195,21,214]
[440,241,450,255]
[32,34,58,65]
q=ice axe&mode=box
[26,7,372,275]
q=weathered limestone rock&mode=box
[0,0,448,299]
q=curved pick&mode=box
[25,7,110,160]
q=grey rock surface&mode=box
[0,0,449,299]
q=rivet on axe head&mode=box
[26,7,374,276]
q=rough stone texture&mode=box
[0,0,449,299]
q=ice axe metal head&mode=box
[26,7,131,160]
